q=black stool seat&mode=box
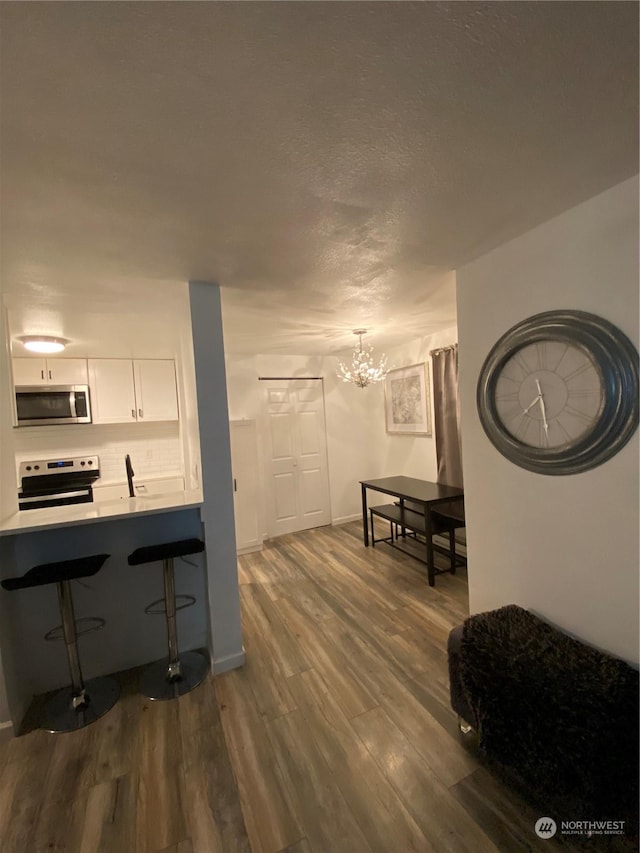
[1,553,109,591]
[1,552,118,733]
[127,537,207,700]
[127,538,204,566]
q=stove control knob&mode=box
[34,465,40,470]
[87,460,93,466]
[80,460,86,466]
[26,465,32,471]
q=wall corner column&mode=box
[188,281,244,673]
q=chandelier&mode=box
[336,329,388,388]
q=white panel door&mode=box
[263,379,331,537]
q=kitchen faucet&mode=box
[125,454,135,498]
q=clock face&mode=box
[494,341,604,449]
[476,310,639,475]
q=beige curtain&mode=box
[431,344,463,488]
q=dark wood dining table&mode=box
[360,476,465,584]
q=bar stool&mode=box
[1,553,120,733]
[127,537,208,700]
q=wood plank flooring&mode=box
[0,521,626,852]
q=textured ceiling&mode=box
[1,2,638,355]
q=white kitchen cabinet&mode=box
[88,359,137,423]
[12,357,88,386]
[133,360,179,422]
[88,358,178,424]
[229,419,262,554]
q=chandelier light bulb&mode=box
[336,330,388,388]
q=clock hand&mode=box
[535,379,550,434]
[538,394,549,434]
[522,394,541,415]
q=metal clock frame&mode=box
[477,310,639,475]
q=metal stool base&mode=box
[140,650,208,701]
[42,676,120,733]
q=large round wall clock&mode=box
[477,310,639,475]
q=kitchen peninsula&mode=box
[0,489,209,729]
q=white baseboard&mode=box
[212,648,246,675]
[0,720,14,744]
[237,543,263,556]
[332,513,361,526]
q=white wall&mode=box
[225,325,458,529]
[12,422,183,485]
[457,177,639,663]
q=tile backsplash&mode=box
[13,422,183,486]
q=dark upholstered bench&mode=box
[448,605,639,829]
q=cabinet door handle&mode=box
[138,408,143,418]
[48,370,52,380]
[41,370,45,380]
[132,409,136,419]
[234,478,237,492]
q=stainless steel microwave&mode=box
[15,385,92,427]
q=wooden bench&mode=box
[369,502,465,585]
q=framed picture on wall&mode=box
[384,362,432,436]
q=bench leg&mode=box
[369,512,395,547]
[424,508,435,587]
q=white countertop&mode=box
[0,489,204,536]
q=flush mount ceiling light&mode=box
[336,329,388,388]
[18,335,69,354]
